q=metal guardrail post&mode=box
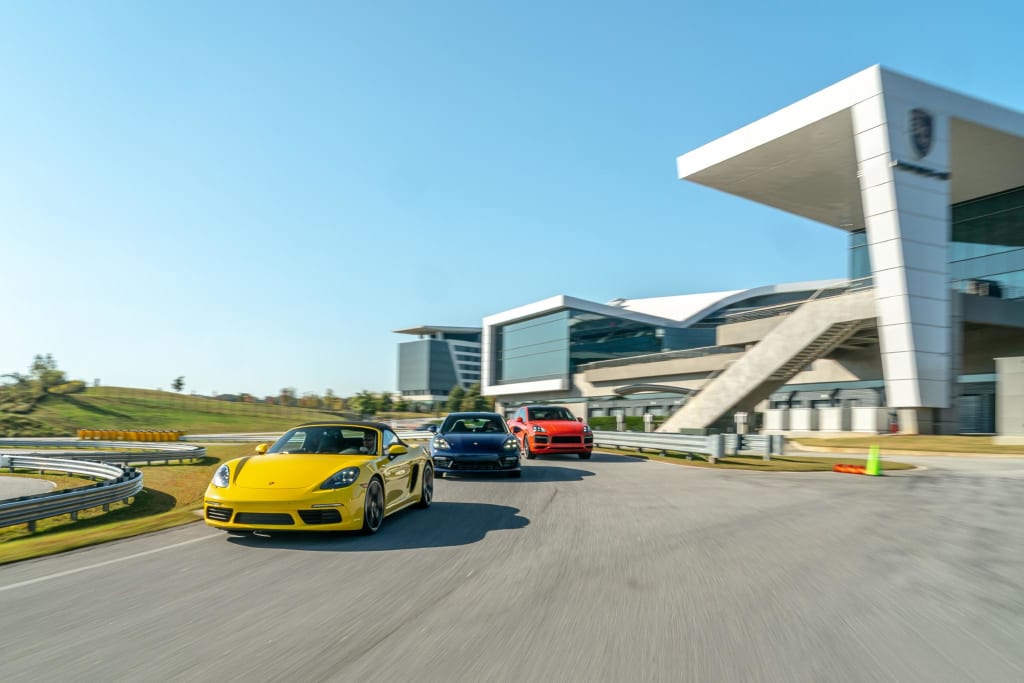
[760,435,771,461]
[770,435,785,459]
[708,434,724,464]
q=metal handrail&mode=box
[722,277,874,324]
[0,455,143,530]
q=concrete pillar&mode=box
[897,407,938,435]
[995,357,1024,445]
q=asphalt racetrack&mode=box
[2,451,1022,682]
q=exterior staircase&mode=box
[657,289,876,432]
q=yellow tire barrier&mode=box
[76,429,185,442]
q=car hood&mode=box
[232,453,373,490]
[436,432,512,453]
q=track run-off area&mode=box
[2,450,1023,682]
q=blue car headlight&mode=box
[211,464,230,488]
[503,438,519,451]
[432,436,451,451]
[320,466,361,490]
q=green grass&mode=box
[598,447,914,471]
[0,443,256,565]
[1,386,356,436]
[792,435,1024,455]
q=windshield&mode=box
[439,415,508,434]
[527,407,576,421]
[268,426,380,455]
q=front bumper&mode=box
[526,434,594,454]
[203,488,366,531]
[431,451,520,474]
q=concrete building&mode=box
[394,326,482,405]
[479,66,1024,435]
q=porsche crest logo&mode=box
[909,108,933,160]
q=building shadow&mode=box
[224,501,529,552]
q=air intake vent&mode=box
[234,513,294,526]
[206,506,233,522]
[298,509,342,524]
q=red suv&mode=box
[508,405,593,460]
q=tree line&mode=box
[2,355,491,419]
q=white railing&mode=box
[0,455,143,531]
[0,438,205,465]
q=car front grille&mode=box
[206,506,233,522]
[451,462,500,471]
[298,509,342,525]
[234,513,295,526]
[552,436,582,444]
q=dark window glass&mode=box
[849,229,871,279]
[496,309,664,383]
[950,186,1024,300]
[495,311,571,382]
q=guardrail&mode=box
[0,438,206,465]
[0,454,143,531]
[184,431,431,443]
[592,431,784,463]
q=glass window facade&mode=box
[495,309,667,383]
[495,311,570,383]
[950,185,1024,300]
[849,229,871,279]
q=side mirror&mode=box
[255,443,268,455]
[512,426,522,434]
[514,416,523,423]
[577,417,584,422]
[427,424,437,433]
[387,444,408,458]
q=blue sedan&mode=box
[428,412,522,478]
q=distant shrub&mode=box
[588,415,666,432]
[48,380,86,395]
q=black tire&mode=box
[361,479,385,535]
[523,437,536,460]
[578,451,592,460]
[415,465,433,508]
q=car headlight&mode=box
[211,464,230,488]
[432,436,451,451]
[582,425,592,433]
[320,466,361,490]
[531,425,546,433]
[503,438,519,451]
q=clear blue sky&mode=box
[2,1,1021,398]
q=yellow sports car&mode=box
[204,421,433,534]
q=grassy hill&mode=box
[0,386,359,436]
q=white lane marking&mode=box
[0,534,220,593]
